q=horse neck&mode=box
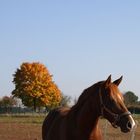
[69,89,101,139]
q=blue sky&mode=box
[0,0,140,99]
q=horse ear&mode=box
[113,76,123,86]
[104,75,112,86]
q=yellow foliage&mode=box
[12,62,62,107]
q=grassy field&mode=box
[0,114,140,140]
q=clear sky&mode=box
[0,0,140,100]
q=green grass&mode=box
[0,113,139,124]
[0,114,46,124]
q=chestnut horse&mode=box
[42,75,135,140]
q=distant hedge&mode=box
[0,107,33,114]
[128,106,140,114]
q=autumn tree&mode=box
[12,62,62,111]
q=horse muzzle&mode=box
[119,115,136,133]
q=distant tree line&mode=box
[0,91,140,114]
[0,94,72,114]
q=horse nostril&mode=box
[127,121,132,130]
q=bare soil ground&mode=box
[0,115,140,140]
[0,122,41,140]
[0,115,43,140]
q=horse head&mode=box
[99,75,135,133]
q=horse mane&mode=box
[71,81,103,112]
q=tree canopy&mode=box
[12,62,62,110]
[0,96,17,108]
[123,91,138,106]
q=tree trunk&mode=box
[33,98,36,112]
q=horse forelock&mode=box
[108,84,124,106]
